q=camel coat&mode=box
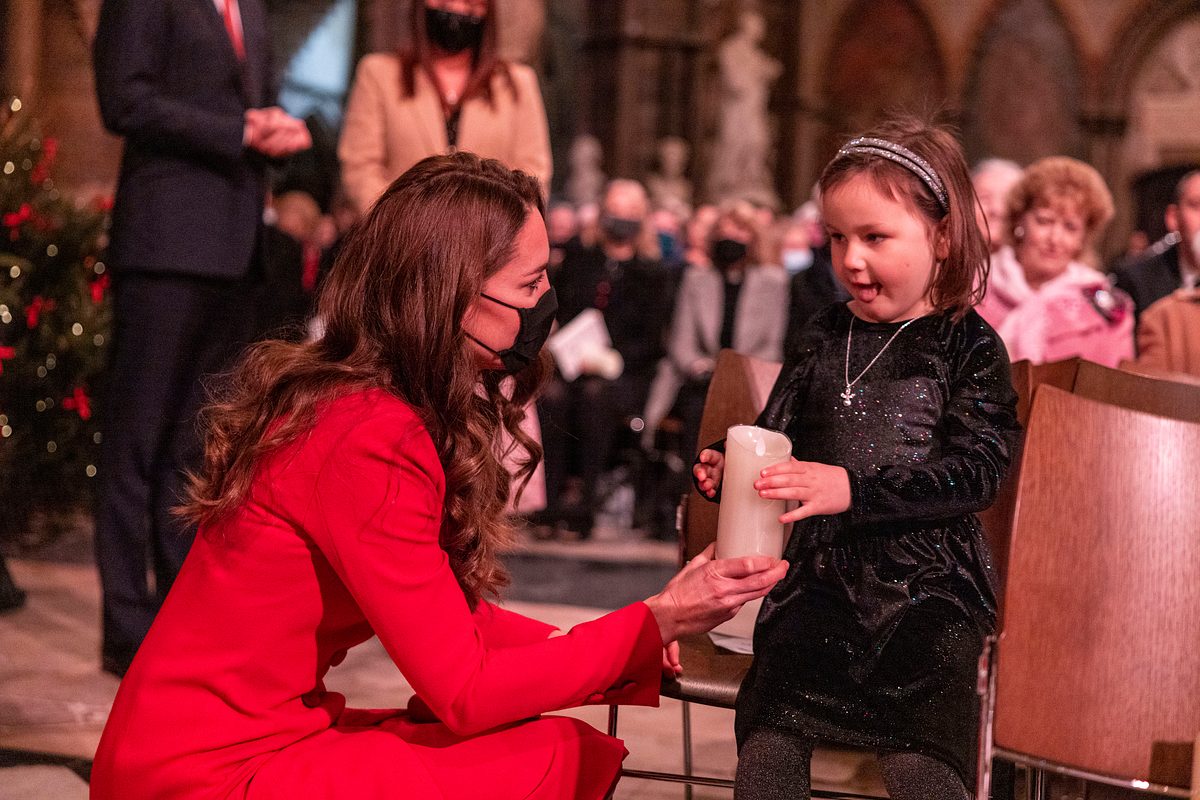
[1136,289,1200,378]
[339,53,552,213]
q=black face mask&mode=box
[468,287,558,373]
[601,214,642,244]
[425,7,486,55]
[712,238,749,267]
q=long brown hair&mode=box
[819,115,989,320]
[182,152,548,606]
[399,1,515,106]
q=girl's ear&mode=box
[934,219,951,262]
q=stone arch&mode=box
[819,0,947,162]
[961,0,1085,166]
[1104,0,1200,251]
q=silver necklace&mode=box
[841,315,919,406]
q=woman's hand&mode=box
[692,449,725,498]
[662,641,682,678]
[755,458,851,523]
[644,543,788,645]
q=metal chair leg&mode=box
[681,700,694,800]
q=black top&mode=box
[1111,237,1184,317]
[727,303,1020,786]
[719,275,742,350]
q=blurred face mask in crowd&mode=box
[425,7,486,54]
[601,214,642,244]
[781,248,813,274]
[712,238,748,268]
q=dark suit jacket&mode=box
[552,241,674,381]
[1111,238,1184,317]
[94,0,275,279]
[784,246,848,356]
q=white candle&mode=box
[715,425,792,560]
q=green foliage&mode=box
[0,97,112,539]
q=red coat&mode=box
[90,390,663,799]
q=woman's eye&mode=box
[526,276,544,291]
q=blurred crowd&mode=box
[89,0,1200,561]
[259,143,1199,542]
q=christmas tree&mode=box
[0,97,112,541]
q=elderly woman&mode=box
[976,157,1133,366]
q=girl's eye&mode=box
[828,231,845,243]
[865,233,886,243]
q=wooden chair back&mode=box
[994,386,1200,782]
[681,349,781,563]
[1074,360,1200,423]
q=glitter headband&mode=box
[836,137,949,212]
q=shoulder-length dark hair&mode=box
[819,115,988,319]
[399,1,516,106]
[182,152,548,607]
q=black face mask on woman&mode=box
[467,287,558,373]
[425,7,486,55]
[712,238,749,268]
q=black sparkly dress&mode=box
[725,303,1021,787]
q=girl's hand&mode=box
[692,449,725,498]
[644,543,788,644]
[755,458,851,523]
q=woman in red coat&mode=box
[89,153,786,799]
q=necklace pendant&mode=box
[840,388,853,406]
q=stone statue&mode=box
[706,10,782,207]
[646,136,693,214]
[565,134,607,207]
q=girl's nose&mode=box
[843,241,867,270]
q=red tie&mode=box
[222,0,245,60]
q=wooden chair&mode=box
[1074,360,1200,423]
[976,386,1200,798]
[610,350,881,799]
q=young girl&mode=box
[694,117,1021,799]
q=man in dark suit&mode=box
[1112,170,1200,317]
[93,0,310,676]
[539,179,673,537]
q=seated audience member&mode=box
[681,204,719,269]
[976,157,1133,367]
[971,158,1023,253]
[89,153,788,800]
[1136,288,1200,378]
[644,201,789,456]
[539,179,672,536]
[783,200,845,355]
[1113,169,1200,315]
[546,201,578,274]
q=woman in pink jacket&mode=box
[976,157,1133,366]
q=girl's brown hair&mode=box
[818,115,989,319]
[399,1,516,106]
[182,152,548,607]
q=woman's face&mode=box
[1015,200,1086,286]
[464,210,550,370]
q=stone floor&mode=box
[0,521,888,799]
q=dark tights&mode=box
[735,727,970,800]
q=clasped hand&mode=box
[693,449,851,523]
[243,107,311,158]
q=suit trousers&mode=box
[95,272,255,671]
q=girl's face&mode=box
[823,173,943,323]
[464,210,549,370]
[1014,201,1086,286]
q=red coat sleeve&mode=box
[306,407,662,737]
